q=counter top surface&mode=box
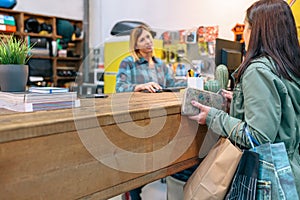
[0,92,184,143]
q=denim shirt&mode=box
[115,56,184,92]
[206,57,300,195]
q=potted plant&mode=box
[0,35,33,92]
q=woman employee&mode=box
[115,25,183,93]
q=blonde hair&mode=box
[129,25,154,61]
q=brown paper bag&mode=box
[183,137,242,200]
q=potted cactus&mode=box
[0,35,33,92]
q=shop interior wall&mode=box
[14,0,256,49]
[93,0,257,48]
[14,0,84,20]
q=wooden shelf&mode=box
[29,55,52,59]
[71,38,83,42]
[56,56,82,61]
[24,33,54,38]
[56,76,76,80]
[0,8,83,88]
[57,66,78,70]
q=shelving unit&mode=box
[0,8,84,88]
[94,68,104,86]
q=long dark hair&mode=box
[237,0,300,83]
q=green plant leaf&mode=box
[0,34,34,65]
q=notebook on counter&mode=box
[28,87,69,94]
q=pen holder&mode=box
[187,77,204,90]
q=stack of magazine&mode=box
[0,87,80,112]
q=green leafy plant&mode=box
[0,35,33,65]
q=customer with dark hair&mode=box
[189,0,300,197]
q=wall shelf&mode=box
[0,8,83,88]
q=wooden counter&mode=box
[0,92,207,200]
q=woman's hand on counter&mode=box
[134,82,162,93]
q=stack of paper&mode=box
[28,87,69,94]
[0,89,80,112]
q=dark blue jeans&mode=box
[129,186,143,200]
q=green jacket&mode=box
[206,57,300,192]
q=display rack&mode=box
[0,8,83,88]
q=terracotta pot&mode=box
[0,64,28,92]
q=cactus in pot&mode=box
[204,79,220,93]
[215,64,229,90]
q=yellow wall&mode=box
[289,0,300,40]
[103,39,163,94]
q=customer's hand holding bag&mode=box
[183,122,243,200]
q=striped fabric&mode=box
[224,150,259,200]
